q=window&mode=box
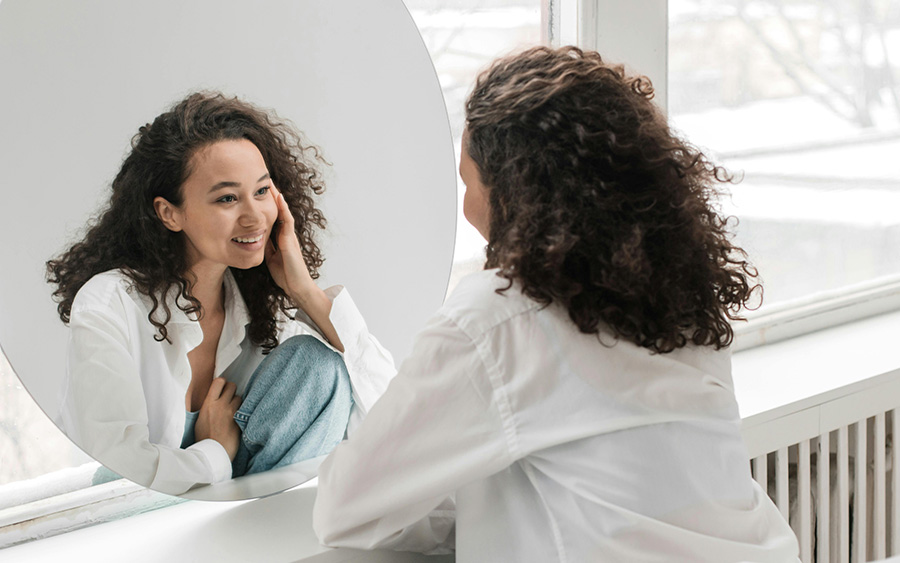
[562,0,900,342]
[0,349,94,496]
[404,0,546,293]
[669,0,900,310]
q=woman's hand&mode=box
[194,378,242,461]
[265,184,318,302]
[265,185,344,351]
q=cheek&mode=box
[464,186,486,221]
[463,190,484,233]
[263,199,278,225]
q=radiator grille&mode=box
[750,411,898,562]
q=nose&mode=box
[238,196,268,227]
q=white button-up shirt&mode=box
[59,269,395,495]
[313,269,800,562]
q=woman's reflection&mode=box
[45,92,394,496]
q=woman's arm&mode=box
[282,284,396,428]
[264,183,395,422]
[61,304,233,495]
[312,311,516,553]
[264,185,342,351]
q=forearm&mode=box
[313,315,512,553]
[290,285,344,352]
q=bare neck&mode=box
[187,263,227,320]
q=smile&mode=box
[232,234,264,244]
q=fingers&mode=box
[206,377,225,400]
[270,184,295,230]
[204,378,237,403]
[220,380,237,401]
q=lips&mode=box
[233,234,263,243]
[231,229,266,244]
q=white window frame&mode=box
[557,0,900,348]
[553,0,669,112]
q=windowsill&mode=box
[5,308,900,562]
[732,306,900,421]
[2,476,452,563]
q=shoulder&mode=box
[440,269,543,340]
[71,269,139,315]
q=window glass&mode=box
[669,0,900,307]
[405,0,545,291]
[0,352,91,488]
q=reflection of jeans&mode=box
[231,335,353,478]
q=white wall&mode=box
[0,0,456,418]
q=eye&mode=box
[255,186,271,197]
[216,194,237,204]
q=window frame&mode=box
[559,0,900,348]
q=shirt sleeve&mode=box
[312,311,516,553]
[60,304,232,496]
[291,286,397,432]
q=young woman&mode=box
[313,47,799,561]
[47,92,394,496]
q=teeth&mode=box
[233,235,263,244]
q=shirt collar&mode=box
[146,270,252,357]
[218,269,251,350]
[156,269,249,326]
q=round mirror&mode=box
[0,0,455,499]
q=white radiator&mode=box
[743,371,900,562]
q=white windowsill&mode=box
[4,308,900,563]
[733,307,900,421]
[0,477,452,563]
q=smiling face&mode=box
[154,138,278,277]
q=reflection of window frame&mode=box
[0,469,182,548]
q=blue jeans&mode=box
[231,335,353,477]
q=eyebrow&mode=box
[209,173,271,192]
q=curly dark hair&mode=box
[464,46,759,353]
[46,91,327,352]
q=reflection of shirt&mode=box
[314,269,799,562]
[59,268,394,496]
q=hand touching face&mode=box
[263,184,316,301]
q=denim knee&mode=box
[235,335,347,424]
[231,334,353,476]
[276,335,347,389]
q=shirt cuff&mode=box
[324,285,368,352]
[187,438,233,484]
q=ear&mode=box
[153,197,183,232]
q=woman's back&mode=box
[448,270,796,562]
[315,270,799,561]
